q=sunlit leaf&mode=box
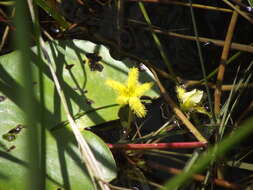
[0,39,159,189]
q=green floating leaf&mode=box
[0,40,159,129]
[0,118,117,189]
[0,39,159,189]
[46,127,117,189]
[0,92,116,189]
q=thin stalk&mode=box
[121,109,134,140]
[197,46,249,83]
[116,0,125,48]
[108,142,207,150]
[138,2,178,83]
[200,169,211,190]
[188,0,215,121]
[133,24,253,53]
[183,149,201,173]
[214,6,239,115]
[185,81,253,91]
[127,109,133,132]
[184,45,252,87]
[128,0,233,13]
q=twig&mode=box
[128,20,253,54]
[151,68,207,143]
[129,0,233,13]
[214,5,239,115]
[185,80,253,91]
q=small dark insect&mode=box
[85,53,104,72]
[2,124,26,142]
[33,81,37,85]
[0,96,6,102]
[65,64,75,70]
[8,124,25,135]
[86,98,94,105]
[86,53,102,62]
[7,145,16,152]
[2,134,16,142]
[89,62,104,72]
[83,90,88,93]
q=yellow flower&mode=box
[106,68,152,118]
[176,86,211,117]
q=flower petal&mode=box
[176,86,186,103]
[106,79,126,94]
[194,106,211,118]
[126,68,139,89]
[129,97,147,118]
[134,82,153,97]
[116,95,129,105]
[182,89,203,104]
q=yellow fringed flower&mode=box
[176,86,211,117]
[106,68,152,118]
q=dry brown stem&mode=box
[214,6,239,115]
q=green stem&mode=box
[120,108,134,141]
[127,109,133,131]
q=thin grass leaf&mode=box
[138,2,177,83]
[219,62,253,138]
[34,0,69,29]
[247,0,253,7]
[188,0,214,120]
